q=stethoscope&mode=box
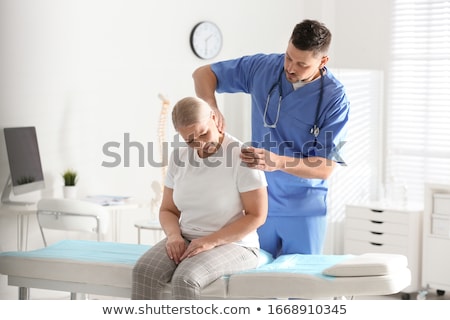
[263,67,324,142]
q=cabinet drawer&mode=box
[346,205,411,224]
[345,218,409,235]
[344,239,406,255]
[431,214,450,237]
[423,236,450,286]
[344,229,409,247]
[433,193,450,216]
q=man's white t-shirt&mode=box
[165,133,267,248]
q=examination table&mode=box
[0,240,411,299]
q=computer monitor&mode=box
[1,126,45,205]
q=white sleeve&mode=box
[237,164,267,193]
[164,151,175,189]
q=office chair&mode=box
[36,198,109,247]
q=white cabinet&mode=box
[422,184,450,296]
[344,202,422,297]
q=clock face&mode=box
[190,21,222,60]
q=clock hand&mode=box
[203,34,214,56]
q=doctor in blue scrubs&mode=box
[192,19,350,257]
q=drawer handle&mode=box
[370,242,383,246]
[370,220,383,224]
[370,231,383,235]
[371,209,384,213]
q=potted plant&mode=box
[62,169,78,198]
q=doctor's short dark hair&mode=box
[290,19,332,56]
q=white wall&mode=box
[0,0,307,251]
[0,0,393,251]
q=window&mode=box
[325,69,383,254]
[386,0,450,204]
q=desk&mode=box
[0,203,36,251]
[107,202,140,242]
[134,219,163,244]
[0,200,141,250]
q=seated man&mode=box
[132,97,268,300]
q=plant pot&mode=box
[63,186,77,199]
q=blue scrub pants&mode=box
[257,215,327,257]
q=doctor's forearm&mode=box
[278,155,336,180]
[192,65,219,109]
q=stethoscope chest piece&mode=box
[310,125,320,138]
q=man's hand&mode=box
[179,237,215,261]
[165,235,187,265]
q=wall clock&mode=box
[190,21,222,60]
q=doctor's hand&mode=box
[165,235,188,265]
[240,147,283,172]
[211,106,226,133]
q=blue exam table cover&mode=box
[0,240,150,265]
[0,240,351,277]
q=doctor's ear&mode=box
[320,56,329,69]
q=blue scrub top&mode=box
[211,53,349,217]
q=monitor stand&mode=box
[1,175,35,206]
